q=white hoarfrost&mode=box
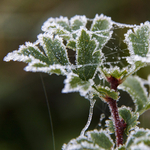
[124,21,150,64]
[70,15,87,29]
[130,142,150,150]
[91,14,113,31]
[3,41,41,62]
[41,16,69,32]
[126,128,150,149]
[62,73,94,97]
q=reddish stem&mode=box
[106,97,125,146]
[106,76,126,146]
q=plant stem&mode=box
[107,97,124,146]
[106,76,126,146]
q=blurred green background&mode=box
[1,0,150,149]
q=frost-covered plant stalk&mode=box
[4,14,150,149]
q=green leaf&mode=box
[93,85,119,101]
[76,29,101,81]
[70,15,87,31]
[91,14,113,50]
[62,129,114,150]
[88,130,114,150]
[91,14,112,31]
[125,22,150,57]
[119,106,139,134]
[56,17,71,31]
[66,40,76,50]
[116,145,126,150]
[102,67,128,81]
[119,76,149,115]
[62,73,93,96]
[41,17,71,40]
[105,118,115,134]
[126,128,150,149]
[39,34,70,66]
[106,106,139,135]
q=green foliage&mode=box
[3,14,150,149]
[118,106,139,134]
[62,130,114,150]
[125,22,150,57]
[126,128,150,150]
[76,29,100,81]
[92,85,119,101]
[119,76,150,115]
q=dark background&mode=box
[1,0,150,149]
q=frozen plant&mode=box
[4,14,150,149]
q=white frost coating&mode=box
[41,17,57,32]
[91,14,113,31]
[4,42,43,62]
[126,127,150,149]
[100,113,105,122]
[42,16,69,32]
[75,27,99,65]
[126,55,150,64]
[80,100,96,136]
[124,21,150,64]
[62,135,101,150]
[70,15,87,28]
[25,62,68,75]
[62,73,94,97]
[102,66,128,78]
[55,16,69,24]
[86,129,114,148]
[130,142,150,150]
[38,33,68,59]
[119,75,148,98]
[75,26,88,38]
[113,21,137,28]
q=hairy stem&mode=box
[107,97,124,146]
[106,76,126,146]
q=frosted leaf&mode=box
[4,42,50,64]
[66,40,76,51]
[105,118,115,134]
[118,76,150,115]
[70,15,87,31]
[42,16,70,31]
[86,129,114,149]
[25,63,68,75]
[91,14,112,32]
[55,16,71,31]
[41,16,71,40]
[4,35,71,76]
[92,85,119,101]
[76,28,101,81]
[130,142,150,150]
[126,128,150,149]
[91,14,113,50]
[62,73,94,97]
[118,106,139,134]
[124,21,150,64]
[63,129,114,150]
[41,17,56,32]
[38,33,70,66]
[102,66,128,81]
